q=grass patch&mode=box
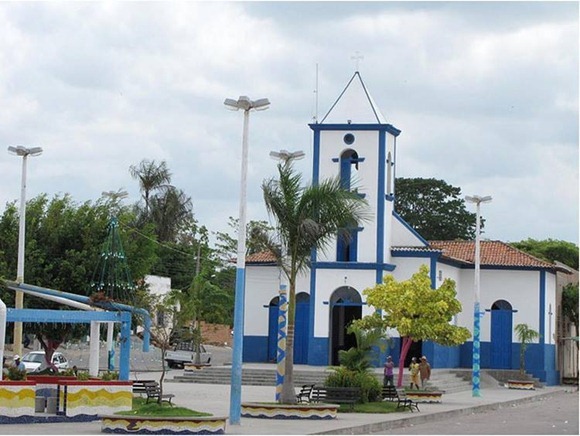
[115,397,212,417]
[338,401,400,413]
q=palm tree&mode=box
[515,323,540,375]
[129,160,172,212]
[261,159,370,403]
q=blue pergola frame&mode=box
[6,308,132,380]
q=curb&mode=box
[312,388,567,435]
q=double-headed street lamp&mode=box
[465,194,492,398]
[7,145,43,356]
[224,96,270,425]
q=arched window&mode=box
[340,149,359,191]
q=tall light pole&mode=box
[465,194,492,398]
[224,95,270,425]
[7,145,43,356]
[269,150,304,402]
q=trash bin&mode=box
[35,397,45,413]
[46,397,58,414]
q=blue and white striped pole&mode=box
[275,285,288,402]
[465,194,492,398]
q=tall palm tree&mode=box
[262,159,370,403]
[129,160,172,212]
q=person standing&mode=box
[409,357,420,390]
[419,355,431,389]
[383,355,394,386]
[13,355,26,372]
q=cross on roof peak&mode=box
[351,51,364,71]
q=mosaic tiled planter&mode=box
[0,381,36,420]
[405,391,444,403]
[100,415,227,434]
[59,380,133,417]
[507,380,535,390]
[241,402,339,419]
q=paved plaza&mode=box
[2,340,578,435]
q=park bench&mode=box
[381,385,397,401]
[142,381,176,405]
[132,380,157,395]
[395,388,420,413]
[311,386,361,410]
[296,384,315,403]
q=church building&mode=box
[243,72,562,385]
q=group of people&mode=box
[383,355,432,390]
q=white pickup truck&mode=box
[164,341,212,369]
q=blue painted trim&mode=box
[392,211,429,246]
[376,130,386,283]
[392,249,441,258]
[309,257,317,358]
[385,194,394,202]
[332,157,366,163]
[539,271,546,344]
[312,130,320,185]
[430,256,437,289]
[309,123,401,136]
[312,261,396,271]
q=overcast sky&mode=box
[0,1,578,246]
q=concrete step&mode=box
[171,366,474,393]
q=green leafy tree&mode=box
[261,159,370,403]
[514,323,540,375]
[510,239,579,270]
[394,177,477,240]
[360,265,471,387]
[562,283,579,358]
[0,193,157,362]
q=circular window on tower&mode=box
[343,133,355,145]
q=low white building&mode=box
[242,71,565,385]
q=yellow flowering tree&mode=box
[360,265,471,387]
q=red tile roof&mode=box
[245,251,278,264]
[428,240,557,269]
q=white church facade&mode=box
[242,72,563,385]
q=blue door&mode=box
[294,293,310,364]
[267,297,279,362]
[490,300,513,369]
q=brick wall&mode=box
[200,322,232,347]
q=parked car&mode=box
[21,351,69,373]
[165,341,211,369]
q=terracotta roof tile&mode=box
[245,251,278,264]
[427,240,556,269]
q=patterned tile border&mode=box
[506,380,535,390]
[100,415,227,435]
[405,391,444,403]
[241,402,339,420]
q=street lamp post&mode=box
[7,145,43,356]
[269,150,304,402]
[465,194,492,398]
[224,96,270,425]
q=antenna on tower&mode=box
[312,63,319,124]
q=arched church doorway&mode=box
[490,299,513,369]
[329,287,362,366]
[267,292,310,364]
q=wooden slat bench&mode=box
[138,381,176,405]
[381,385,397,401]
[395,388,420,413]
[132,380,157,395]
[311,386,361,410]
[296,384,315,403]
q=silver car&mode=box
[21,351,69,372]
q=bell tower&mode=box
[309,71,401,281]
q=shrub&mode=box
[76,371,90,381]
[324,366,381,403]
[102,371,119,381]
[7,367,27,381]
